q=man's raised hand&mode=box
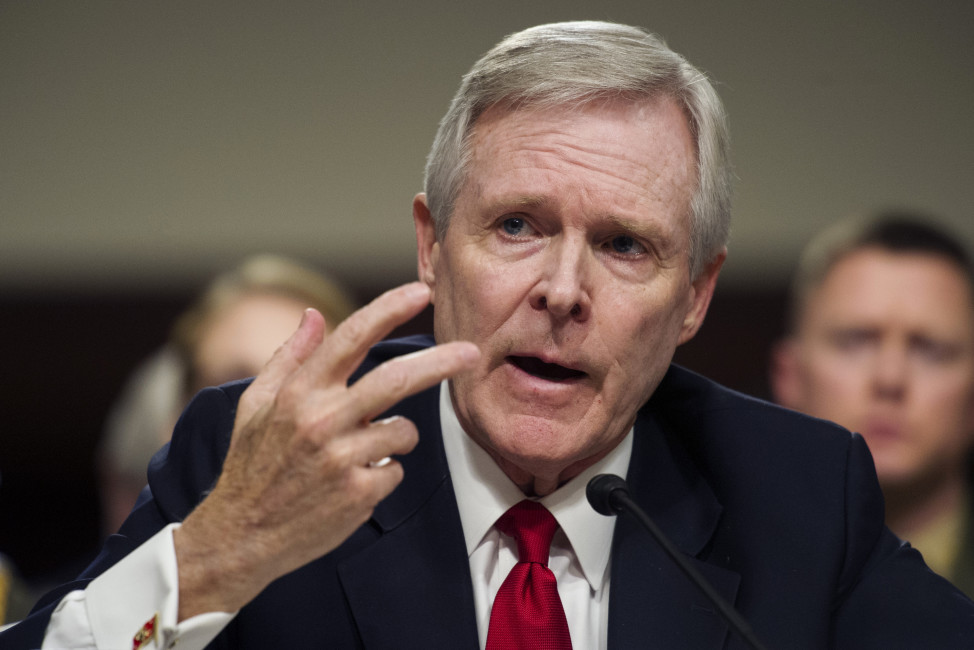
[173,282,478,619]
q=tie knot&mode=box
[496,500,559,566]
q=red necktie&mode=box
[485,500,573,649]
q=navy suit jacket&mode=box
[5,335,974,648]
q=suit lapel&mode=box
[336,347,741,648]
[608,409,741,649]
[337,383,480,648]
[337,477,479,648]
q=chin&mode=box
[495,431,573,461]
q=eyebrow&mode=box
[483,195,550,213]
[602,213,672,242]
[485,196,672,236]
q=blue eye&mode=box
[610,235,644,255]
[612,236,635,253]
[502,217,526,236]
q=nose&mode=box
[528,236,591,321]
[870,340,908,402]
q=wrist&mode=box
[173,504,267,620]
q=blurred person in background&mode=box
[1,544,34,626]
[771,211,974,596]
[97,254,357,537]
[168,254,358,401]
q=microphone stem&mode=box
[614,490,769,650]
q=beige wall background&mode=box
[2,0,972,294]
[0,0,972,587]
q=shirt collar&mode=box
[439,380,633,591]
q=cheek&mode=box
[436,246,524,342]
[600,293,683,382]
[914,373,974,423]
[634,285,692,344]
[806,352,866,389]
[905,395,974,462]
[799,356,868,415]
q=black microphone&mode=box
[587,474,769,650]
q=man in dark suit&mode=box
[4,20,974,649]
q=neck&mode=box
[484,446,616,497]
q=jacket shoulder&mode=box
[649,364,855,449]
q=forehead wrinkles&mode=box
[466,102,695,217]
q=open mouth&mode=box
[508,356,586,382]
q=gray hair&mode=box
[423,20,732,277]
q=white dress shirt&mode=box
[42,524,233,649]
[438,381,632,650]
[42,380,632,649]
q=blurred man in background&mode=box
[771,212,974,596]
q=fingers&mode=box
[357,415,421,464]
[303,282,434,383]
[340,416,420,506]
[349,341,480,423]
[236,308,327,426]
[355,460,406,509]
[178,285,467,617]
[250,308,327,394]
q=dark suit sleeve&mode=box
[831,434,974,647]
[0,385,239,649]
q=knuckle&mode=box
[342,469,377,507]
[272,382,300,414]
[238,389,259,412]
[280,408,343,465]
[313,434,350,472]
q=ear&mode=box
[677,248,726,345]
[769,338,803,409]
[413,193,440,299]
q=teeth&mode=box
[511,356,584,381]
